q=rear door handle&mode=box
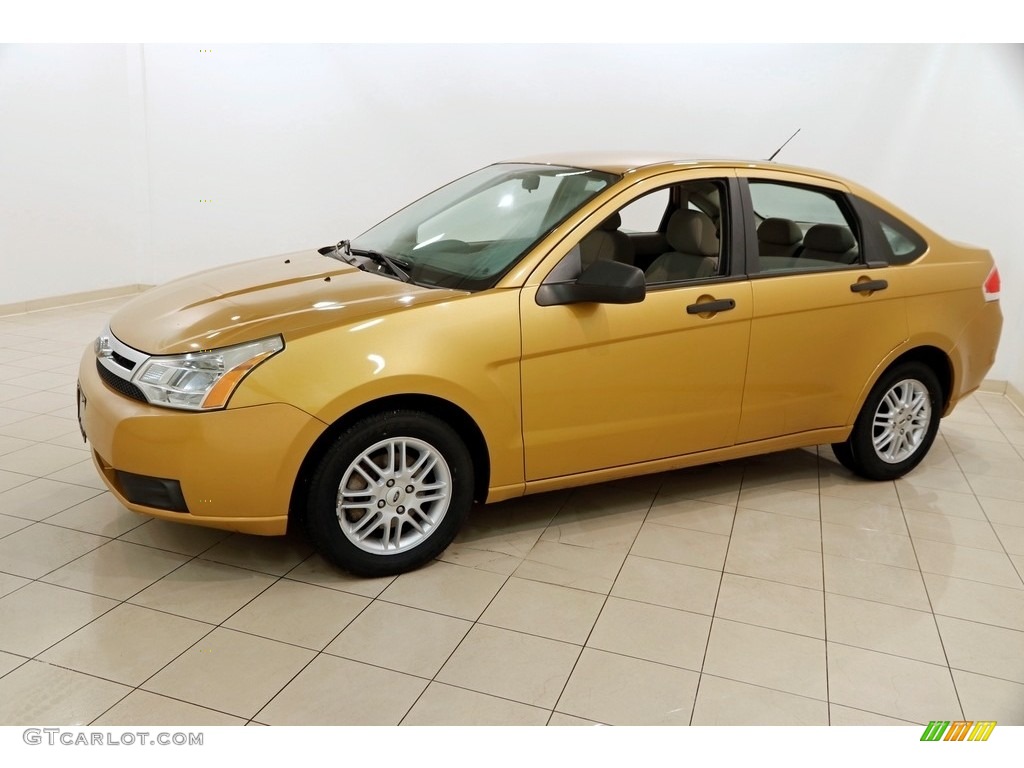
[686,298,736,315]
[850,279,888,293]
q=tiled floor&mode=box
[1,298,1023,726]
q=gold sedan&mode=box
[77,155,1003,575]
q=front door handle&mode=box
[850,279,888,293]
[686,298,736,315]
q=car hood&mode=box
[109,250,466,355]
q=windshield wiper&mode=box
[326,239,359,266]
[350,246,412,283]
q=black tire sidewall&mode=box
[306,410,474,577]
[847,362,942,481]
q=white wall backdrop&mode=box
[1,43,1022,389]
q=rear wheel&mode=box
[306,410,473,577]
[831,362,942,481]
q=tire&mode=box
[306,410,474,577]
[832,362,942,481]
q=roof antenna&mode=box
[767,128,801,162]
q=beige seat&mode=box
[644,209,718,283]
[803,224,858,264]
[757,217,802,258]
[578,212,635,269]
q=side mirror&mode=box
[536,260,646,307]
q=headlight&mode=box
[131,336,284,411]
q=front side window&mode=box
[352,163,618,291]
[749,181,860,273]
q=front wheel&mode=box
[831,362,942,481]
[306,410,474,577]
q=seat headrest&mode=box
[599,212,622,231]
[757,217,802,246]
[804,224,855,253]
[666,210,718,257]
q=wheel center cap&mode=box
[388,488,405,507]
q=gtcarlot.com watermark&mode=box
[23,728,203,747]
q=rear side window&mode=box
[851,197,928,265]
[748,181,860,274]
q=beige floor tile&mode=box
[40,603,212,686]
[93,689,246,725]
[380,560,506,620]
[828,704,920,725]
[480,577,604,645]
[0,660,130,725]
[952,670,1024,725]
[937,615,1024,684]
[0,522,107,578]
[0,390,72,416]
[819,496,907,535]
[824,554,930,611]
[898,466,973,494]
[42,540,190,600]
[0,434,32,456]
[913,539,1023,588]
[224,579,370,650]
[0,513,32,538]
[0,477,101,521]
[924,573,1024,631]
[44,458,107,489]
[556,648,698,725]
[118,518,231,555]
[326,601,470,677]
[725,536,824,590]
[993,523,1024,555]
[547,712,603,725]
[967,473,1024,503]
[904,509,1003,551]
[513,539,626,594]
[703,618,826,700]
[827,643,961,723]
[451,498,557,561]
[941,420,1008,444]
[0,581,117,656]
[45,493,147,537]
[0,442,87,476]
[978,496,1024,527]
[0,572,30,599]
[144,627,314,719]
[198,532,313,576]
[818,475,901,507]
[645,497,735,535]
[715,573,824,638]
[284,553,396,598]
[129,559,277,624]
[256,653,426,725]
[0,650,27,677]
[733,507,822,550]
[654,464,743,506]
[401,682,550,725]
[736,487,821,520]
[954,452,1024,481]
[821,522,917,569]
[540,505,648,554]
[438,541,524,575]
[692,674,829,725]
[630,521,729,570]
[825,593,945,664]
[437,624,580,708]
[611,555,721,615]
[587,596,710,670]
[0,468,32,493]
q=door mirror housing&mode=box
[536,260,646,307]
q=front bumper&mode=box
[78,347,327,535]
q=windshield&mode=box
[351,163,619,290]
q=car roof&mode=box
[505,152,847,183]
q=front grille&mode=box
[96,360,147,403]
[110,350,136,371]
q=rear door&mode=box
[736,171,909,443]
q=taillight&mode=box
[983,266,1000,302]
